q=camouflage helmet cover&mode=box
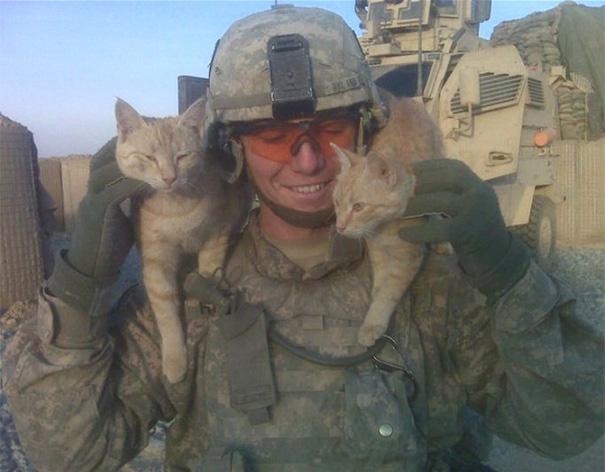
[207,5,387,127]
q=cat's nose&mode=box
[163,176,177,186]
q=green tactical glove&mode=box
[399,159,530,298]
[47,138,147,312]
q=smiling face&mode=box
[239,116,358,238]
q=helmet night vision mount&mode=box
[268,34,316,120]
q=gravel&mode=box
[1,240,603,471]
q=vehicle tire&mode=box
[511,195,557,272]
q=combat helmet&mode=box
[207,4,388,134]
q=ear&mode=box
[115,98,146,141]
[178,97,207,131]
[367,154,397,188]
[331,143,362,174]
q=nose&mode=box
[161,170,177,186]
[335,214,348,234]
[290,138,325,175]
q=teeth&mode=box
[290,183,326,194]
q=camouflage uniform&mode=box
[3,210,604,471]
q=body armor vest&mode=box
[190,217,430,471]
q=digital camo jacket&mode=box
[4,214,604,471]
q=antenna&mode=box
[416,0,423,97]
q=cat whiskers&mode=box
[361,226,380,239]
[340,226,377,239]
[181,180,205,197]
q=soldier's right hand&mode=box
[47,138,147,312]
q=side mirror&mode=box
[451,66,480,139]
[459,67,481,107]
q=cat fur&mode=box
[332,92,446,346]
[115,97,252,383]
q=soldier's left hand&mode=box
[399,158,529,296]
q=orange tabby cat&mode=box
[332,92,445,346]
[115,97,252,383]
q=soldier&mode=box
[4,5,603,472]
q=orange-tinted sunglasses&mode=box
[240,117,358,163]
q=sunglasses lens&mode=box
[247,119,356,163]
[314,120,357,156]
[248,127,300,163]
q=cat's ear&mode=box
[331,143,362,174]
[367,154,397,188]
[179,97,207,131]
[115,98,146,141]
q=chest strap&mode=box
[268,324,390,367]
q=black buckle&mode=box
[267,34,316,119]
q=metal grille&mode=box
[450,72,524,115]
[553,139,605,244]
[527,77,546,107]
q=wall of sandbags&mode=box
[490,9,562,70]
[490,3,604,141]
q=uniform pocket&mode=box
[342,367,424,468]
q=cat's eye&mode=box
[176,153,192,161]
[142,154,157,162]
[352,202,365,212]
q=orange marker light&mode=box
[534,128,558,147]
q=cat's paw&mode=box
[163,344,188,384]
[358,323,387,347]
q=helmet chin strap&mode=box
[254,185,335,230]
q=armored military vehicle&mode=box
[355,0,559,270]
